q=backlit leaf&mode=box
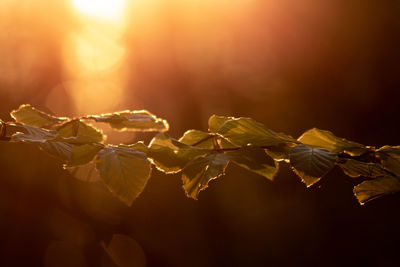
[289,144,337,187]
[87,110,169,132]
[338,159,386,178]
[214,117,297,147]
[65,143,103,167]
[126,141,149,154]
[265,143,296,162]
[226,147,278,180]
[55,120,104,144]
[208,115,232,133]
[182,153,230,199]
[376,146,400,177]
[96,146,152,206]
[12,125,101,166]
[39,141,74,162]
[353,176,400,205]
[298,128,367,156]
[179,130,216,149]
[66,161,101,182]
[11,124,56,142]
[148,133,208,174]
[2,122,23,138]
[11,104,66,128]
[40,142,101,166]
[179,129,237,150]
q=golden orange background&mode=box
[0,0,400,266]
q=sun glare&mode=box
[72,0,126,21]
[65,0,128,115]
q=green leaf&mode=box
[55,120,104,144]
[66,161,101,182]
[179,130,216,149]
[96,146,152,206]
[265,143,296,162]
[298,128,367,156]
[226,147,278,180]
[289,144,337,187]
[338,159,386,178]
[11,125,101,166]
[179,129,237,150]
[208,115,232,133]
[126,141,149,154]
[376,146,400,177]
[11,125,74,161]
[182,153,230,199]
[39,141,75,161]
[39,142,102,166]
[11,104,66,128]
[11,124,56,142]
[65,143,103,167]
[87,109,169,132]
[213,117,297,147]
[353,176,400,205]
[148,133,208,174]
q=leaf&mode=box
[265,143,296,162]
[179,129,237,149]
[96,146,152,206]
[66,161,101,182]
[126,141,149,154]
[102,234,146,267]
[289,144,337,187]
[353,176,400,205]
[11,124,56,142]
[148,133,208,174]
[376,146,400,177]
[55,120,104,144]
[208,115,232,133]
[338,159,387,178]
[39,141,74,161]
[87,110,169,132]
[11,125,101,166]
[10,104,66,128]
[182,153,230,199]
[2,122,22,138]
[39,142,102,166]
[226,147,278,180]
[11,125,74,161]
[67,143,103,166]
[298,128,367,156]
[179,130,216,149]
[214,117,297,147]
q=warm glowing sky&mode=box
[72,0,126,21]
[63,0,129,116]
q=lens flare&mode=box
[72,0,125,21]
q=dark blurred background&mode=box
[1,0,400,266]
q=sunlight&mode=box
[72,0,126,21]
[73,27,125,72]
[64,0,129,115]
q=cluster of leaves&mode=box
[1,104,400,206]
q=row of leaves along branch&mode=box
[1,104,399,206]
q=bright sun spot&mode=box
[72,0,126,21]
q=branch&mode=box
[2,104,400,206]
